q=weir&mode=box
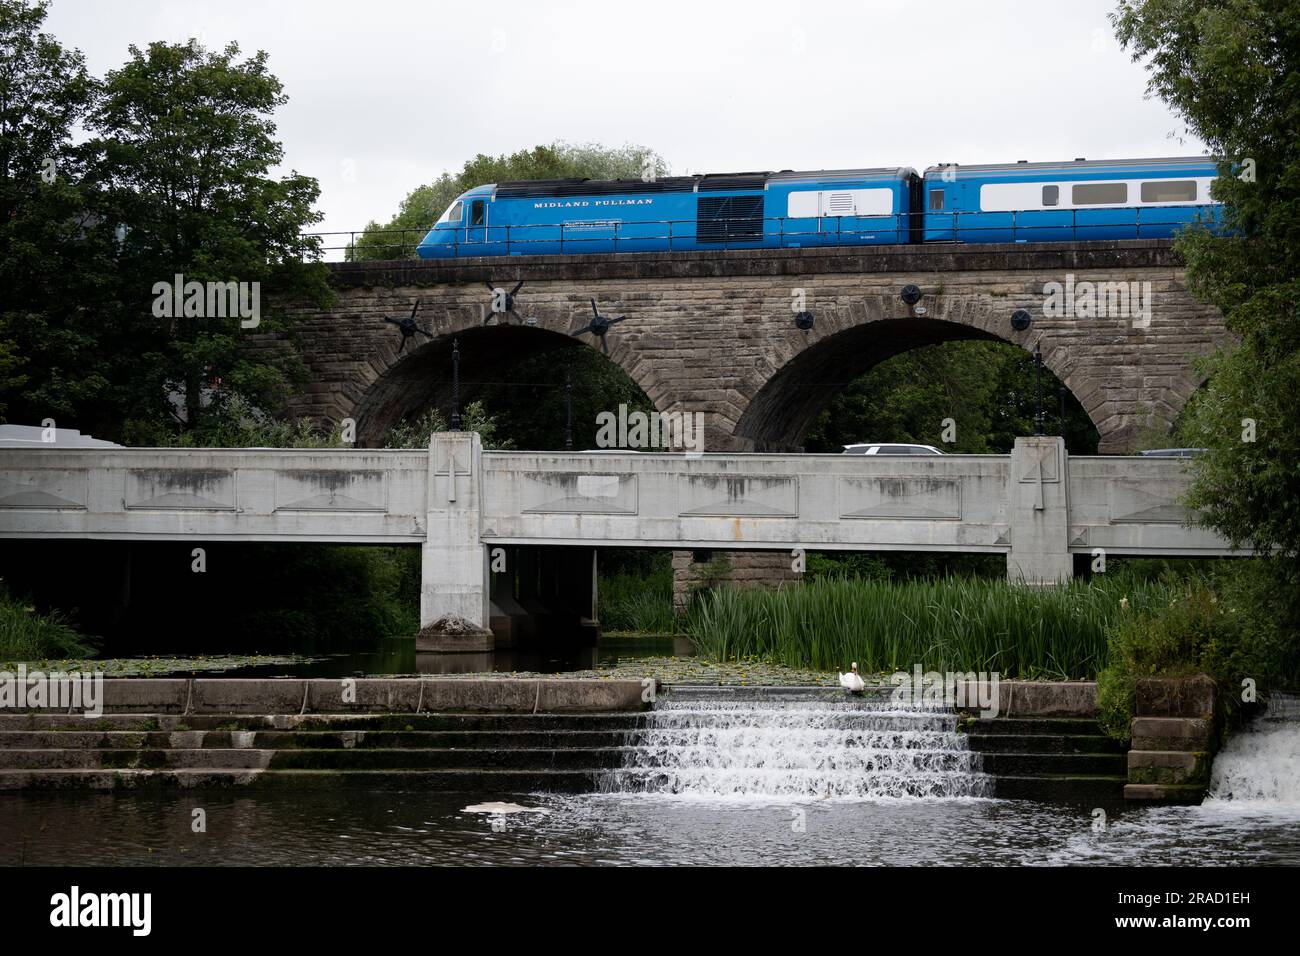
[600,688,992,799]
[1202,694,1300,807]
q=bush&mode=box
[1093,568,1284,743]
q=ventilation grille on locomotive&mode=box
[696,196,765,242]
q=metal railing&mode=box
[302,205,1220,262]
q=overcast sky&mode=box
[46,0,1203,242]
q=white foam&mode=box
[602,696,991,800]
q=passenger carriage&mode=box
[921,156,1221,243]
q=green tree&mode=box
[350,141,670,260]
[805,341,1098,454]
[85,38,332,439]
[0,0,105,428]
[473,347,661,452]
[1113,0,1300,560]
[1098,0,1300,706]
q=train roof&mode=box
[494,167,917,198]
[923,156,1218,176]
[767,167,917,183]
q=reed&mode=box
[597,566,678,634]
[686,573,1175,679]
[0,589,97,663]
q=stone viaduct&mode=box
[254,239,1232,455]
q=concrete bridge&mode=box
[0,435,1242,649]
[253,239,1232,454]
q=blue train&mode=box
[415,156,1223,259]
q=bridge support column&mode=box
[418,432,493,652]
[1006,436,1073,586]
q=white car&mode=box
[842,442,944,456]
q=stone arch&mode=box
[348,314,662,448]
[732,293,1111,452]
[278,284,667,447]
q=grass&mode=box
[687,572,1178,680]
[0,585,98,663]
[597,564,678,634]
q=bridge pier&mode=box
[418,435,602,651]
[418,432,493,652]
[1006,436,1074,585]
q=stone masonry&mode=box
[671,550,802,615]
[255,239,1232,455]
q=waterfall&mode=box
[601,691,992,799]
[1203,693,1300,807]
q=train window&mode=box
[439,201,462,224]
[470,200,486,226]
[1072,182,1127,205]
[1042,185,1059,206]
[1141,180,1197,203]
[788,191,819,217]
[929,189,945,210]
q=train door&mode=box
[465,197,487,247]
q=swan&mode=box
[839,662,866,693]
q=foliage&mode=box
[86,38,331,436]
[350,141,671,260]
[804,340,1099,455]
[1113,0,1300,560]
[0,580,97,662]
[687,572,1172,679]
[0,0,104,427]
[383,400,513,450]
[474,346,660,451]
[1104,1,1300,733]
[806,550,1006,581]
[1095,577,1231,741]
[0,5,331,440]
[120,394,341,447]
[1095,559,1300,741]
[598,562,677,634]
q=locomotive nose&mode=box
[416,226,456,259]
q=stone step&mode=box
[0,746,627,771]
[964,717,1106,736]
[0,712,646,733]
[0,729,635,751]
[0,749,272,770]
[264,747,626,771]
[963,733,1123,755]
[1123,782,1206,804]
[976,752,1127,776]
[990,774,1127,802]
[0,768,603,792]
